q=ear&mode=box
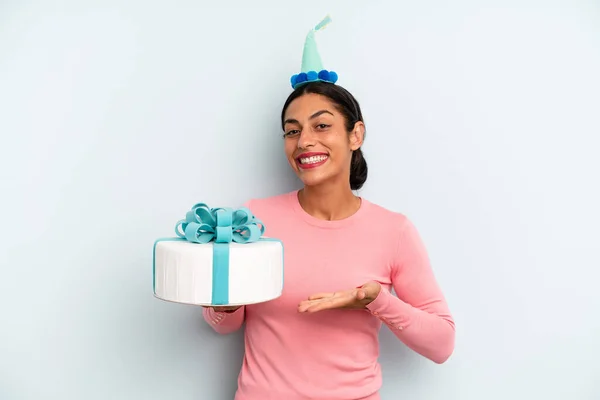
[349,121,365,151]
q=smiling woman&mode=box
[201,16,455,400]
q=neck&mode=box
[297,183,361,221]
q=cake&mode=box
[152,203,284,306]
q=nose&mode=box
[297,128,316,149]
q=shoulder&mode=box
[362,198,412,233]
[242,191,295,216]
[362,199,428,261]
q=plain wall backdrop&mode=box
[1,1,599,399]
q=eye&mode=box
[316,124,330,130]
[283,129,300,137]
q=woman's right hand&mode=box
[202,306,241,313]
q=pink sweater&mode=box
[203,191,455,400]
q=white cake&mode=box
[153,238,284,306]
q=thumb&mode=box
[355,289,367,300]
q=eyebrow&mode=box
[283,109,334,126]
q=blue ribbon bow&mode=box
[175,203,264,244]
[174,203,265,305]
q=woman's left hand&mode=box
[298,281,382,313]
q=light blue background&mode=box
[1,1,599,399]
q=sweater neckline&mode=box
[288,190,370,229]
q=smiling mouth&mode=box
[298,155,328,165]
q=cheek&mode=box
[326,132,352,158]
[284,141,297,159]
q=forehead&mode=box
[284,93,337,119]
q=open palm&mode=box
[298,281,381,313]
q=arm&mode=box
[365,217,455,364]
[202,306,246,334]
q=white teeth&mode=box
[299,155,328,164]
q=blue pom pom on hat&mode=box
[290,15,339,89]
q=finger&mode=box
[298,299,324,312]
[212,306,236,312]
[304,299,342,313]
[300,296,350,313]
[308,292,334,300]
[297,302,311,312]
[298,298,329,311]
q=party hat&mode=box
[290,15,338,89]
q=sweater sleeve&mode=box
[365,217,455,364]
[202,306,246,334]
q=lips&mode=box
[296,152,329,169]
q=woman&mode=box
[202,81,455,400]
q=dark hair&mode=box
[280,81,368,190]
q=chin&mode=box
[299,177,325,187]
[296,171,337,188]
